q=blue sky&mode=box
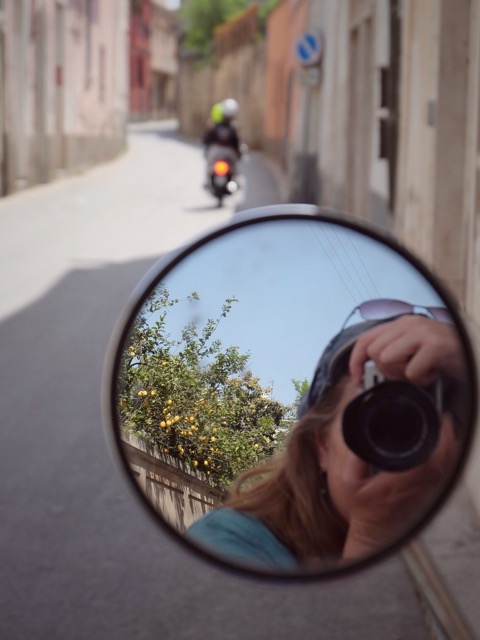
[141,218,446,405]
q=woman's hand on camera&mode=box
[341,410,458,561]
[348,315,466,387]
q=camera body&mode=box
[362,361,442,412]
[342,361,442,472]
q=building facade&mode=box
[150,1,179,119]
[129,0,152,120]
[265,0,480,511]
[0,0,129,197]
[129,0,179,121]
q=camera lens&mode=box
[365,397,428,458]
[342,382,440,472]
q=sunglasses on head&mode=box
[343,298,453,328]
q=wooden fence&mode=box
[121,431,224,533]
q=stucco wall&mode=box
[178,41,265,150]
[1,0,128,196]
[178,58,215,140]
[263,0,308,172]
[300,0,390,222]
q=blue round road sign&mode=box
[295,30,323,66]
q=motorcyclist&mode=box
[203,99,243,192]
[203,98,242,158]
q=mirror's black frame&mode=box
[102,204,478,582]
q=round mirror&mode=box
[103,205,477,580]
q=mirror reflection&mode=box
[114,218,472,574]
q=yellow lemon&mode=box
[166,420,172,427]
[174,416,180,423]
[167,399,173,406]
[160,421,166,428]
[203,460,209,466]
[150,390,157,396]
[192,460,198,467]
[210,436,216,443]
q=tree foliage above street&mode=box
[179,0,282,56]
[118,286,290,487]
[179,0,248,54]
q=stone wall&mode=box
[178,43,265,150]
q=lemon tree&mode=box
[118,286,287,487]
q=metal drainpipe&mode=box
[12,0,31,190]
[0,1,6,195]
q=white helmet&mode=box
[221,98,239,120]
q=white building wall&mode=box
[1,0,128,195]
[303,0,390,223]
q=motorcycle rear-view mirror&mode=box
[102,205,477,581]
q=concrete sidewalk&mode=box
[413,481,480,637]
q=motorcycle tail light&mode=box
[213,161,230,176]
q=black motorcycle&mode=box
[204,141,244,206]
[207,156,238,206]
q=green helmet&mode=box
[210,103,223,124]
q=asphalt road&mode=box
[0,121,433,639]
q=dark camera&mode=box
[342,362,442,472]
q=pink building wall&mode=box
[0,0,129,196]
[264,0,309,169]
[129,0,152,120]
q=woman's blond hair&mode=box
[225,379,349,566]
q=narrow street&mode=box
[0,120,281,321]
[0,121,434,640]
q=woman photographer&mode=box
[186,304,467,571]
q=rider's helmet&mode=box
[221,98,239,122]
[210,102,223,124]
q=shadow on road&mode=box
[0,249,436,640]
[183,203,223,213]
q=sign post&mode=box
[291,29,325,202]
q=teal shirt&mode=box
[185,508,298,570]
